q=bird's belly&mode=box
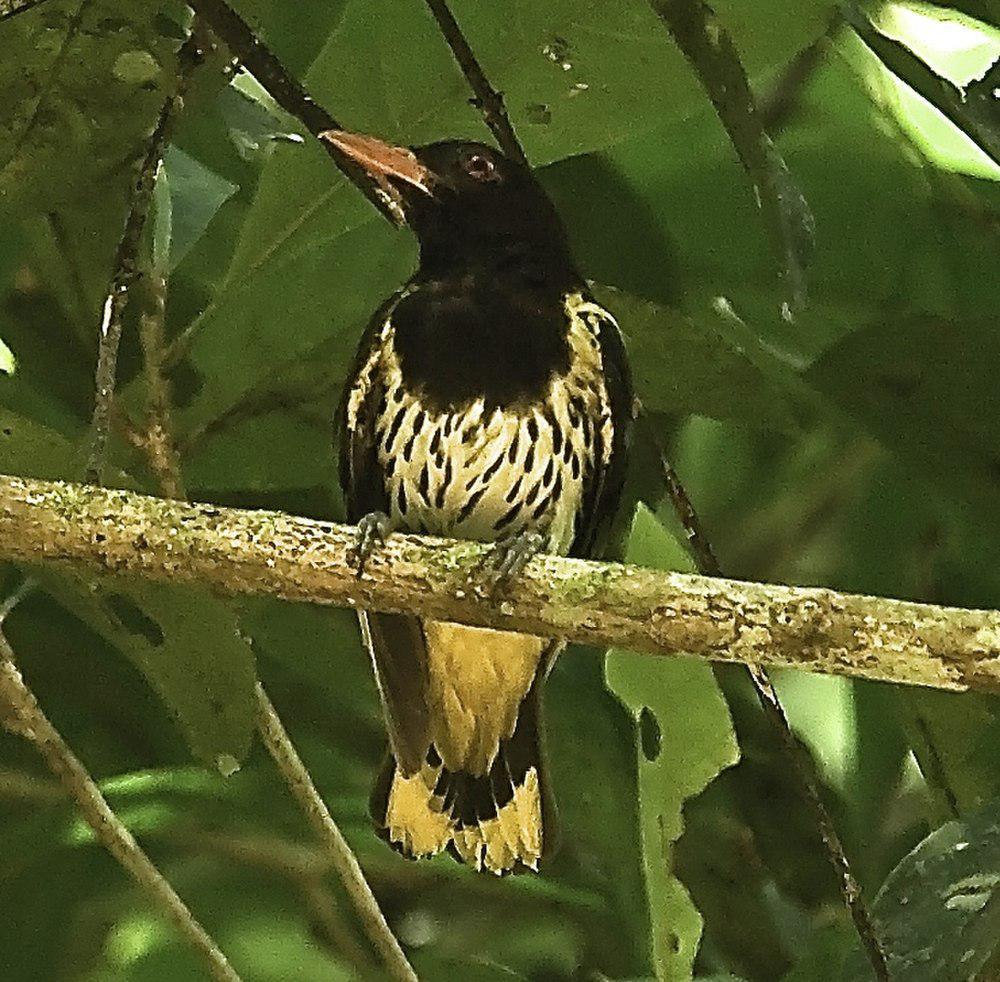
[377,394,594,554]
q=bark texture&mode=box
[1,474,998,693]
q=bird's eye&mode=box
[463,153,499,182]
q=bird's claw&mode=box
[476,530,547,592]
[352,511,393,577]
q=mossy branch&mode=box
[1,474,999,693]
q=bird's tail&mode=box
[370,683,551,874]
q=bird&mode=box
[329,128,633,874]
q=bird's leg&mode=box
[351,511,394,577]
[477,529,547,591]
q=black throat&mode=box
[390,246,581,413]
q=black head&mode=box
[322,131,578,286]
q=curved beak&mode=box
[320,129,435,221]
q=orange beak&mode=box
[320,130,435,220]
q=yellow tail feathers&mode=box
[380,756,544,874]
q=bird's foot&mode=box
[476,529,547,592]
[351,511,393,577]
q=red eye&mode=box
[463,153,499,181]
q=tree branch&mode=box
[254,685,417,982]
[0,634,242,982]
[421,0,528,166]
[186,0,399,224]
[1,474,999,693]
[84,34,200,484]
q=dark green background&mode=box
[1,1,999,979]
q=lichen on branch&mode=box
[1,474,999,694]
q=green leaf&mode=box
[806,314,1000,511]
[846,7,1000,168]
[173,0,836,436]
[842,797,1000,981]
[606,505,740,980]
[899,689,1000,821]
[163,146,237,271]
[592,284,814,431]
[0,0,186,212]
[545,648,657,976]
[0,406,81,477]
[40,576,257,768]
[0,408,257,765]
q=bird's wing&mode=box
[336,294,431,776]
[571,297,634,559]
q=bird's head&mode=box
[322,130,576,283]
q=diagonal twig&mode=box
[659,452,890,981]
[649,0,815,319]
[421,0,528,166]
[254,686,417,982]
[0,631,242,982]
[186,0,399,224]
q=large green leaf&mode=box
[0,0,185,212]
[0,409,258,767]
[606,505,740,980]
[807,314,1000,512]
[592,284,813,431]
[173,0,836,435]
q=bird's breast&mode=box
[372,303,611,554]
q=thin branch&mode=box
[2,475,1000,694]
[137,271,186,499]
[254,685,417,982]
[759,17,839,135]
[186,0,398,224]
[421,0,528,166]
[649,0,815,318]
[0,634,242,982]
[659,452,723,577]
[659,453,889,980]
[84,35,201,484]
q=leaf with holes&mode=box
[605,504,740,979]
[39,575,257,769]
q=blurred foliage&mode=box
[0,0,999,980]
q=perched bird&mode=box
[330,129,632,874]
